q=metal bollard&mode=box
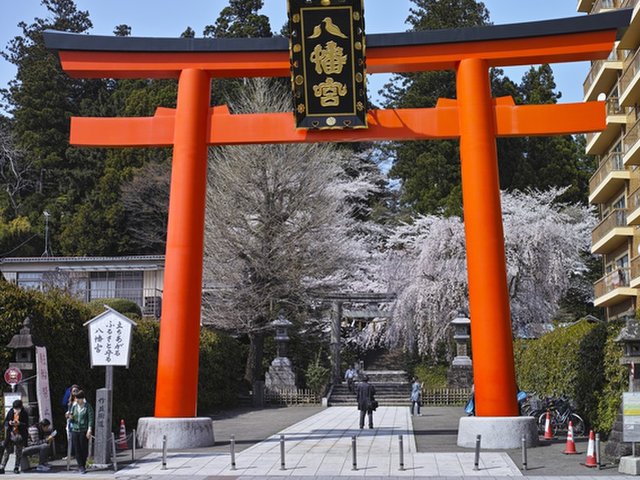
[230,435,236,470]
[521,435,528,471]
[132,429,136,461]
[161,435,167,470]
[398,434,405,471]
[473,434,481,471]
[595,433,601,470]
[351,435,357,471]
[111,432,118,473]
[280,435,286,470]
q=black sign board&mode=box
[288,0,368,129]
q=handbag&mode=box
[370,400,379,410]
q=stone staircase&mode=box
[328,370,410,406]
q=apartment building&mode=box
[582,0,640,320]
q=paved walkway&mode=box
[116,407,526,477]
[8,406,639,478]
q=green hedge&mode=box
[514,319,626,435]
[0,281,243,435]
[87,298,142,319]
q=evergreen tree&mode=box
[203,0,272,38]
[382,0,490,216]
[0,0,108,254]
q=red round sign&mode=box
[4,367,22,386]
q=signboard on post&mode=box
[84,307,136,466]
[35,347,53,423]
[84,306,136,368]
[4,367,22,387]
[288,0,368,129]
[623,392,640,441]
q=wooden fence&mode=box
[422,388,471,406]
[265,389,320,406]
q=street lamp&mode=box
[41,211,50,257]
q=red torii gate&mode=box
[45,9,630,422]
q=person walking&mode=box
[356,375,377,429]
[410,377,422,416]
[1,399,29,474]
[66,390,94,474]
[344,366,356,393]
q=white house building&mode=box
[0,256,164,318]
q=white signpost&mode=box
[84,307,136,466]
[623,392,640,443]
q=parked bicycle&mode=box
[535,395,586,437]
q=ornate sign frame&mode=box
[288,0,367,129]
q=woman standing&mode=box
[66,390,94,474]
[410,378,422,416]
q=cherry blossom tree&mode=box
[375,188,594,357]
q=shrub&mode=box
[305,349,331,395]
[514,319,625,435]
[414,364,448,389]
[87,298,142,319]
[0,282,243,434]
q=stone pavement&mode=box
[8,405,639,479]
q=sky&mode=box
[0,0,591,114]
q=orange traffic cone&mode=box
[117,419,127,450]
[543,410,553,440]
[584,430,597,467]
[563,421,578,454]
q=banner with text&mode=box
[36,346,53,423]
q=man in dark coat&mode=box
[1,399,29,474]
[356,375,376,429]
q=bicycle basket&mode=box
[528,398,543,411]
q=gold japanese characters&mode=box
[288,0,368,129]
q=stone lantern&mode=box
[265,311,296,392]
[6,317,37,422]
[447,312,473,388]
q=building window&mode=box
[16,272,44,291]
[89,271,143,306]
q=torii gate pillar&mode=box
[138,69,215,448]
[457,59,518,417]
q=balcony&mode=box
[75,287,163,318]
[585,96,628,155]
[624,119,640,166]
[591,0,622,12]
[589,151,631,203]
[621,48,640,106]
[583,49,625,102]
[594,267,637,307]
[631,255,640,287]
[628,185,640,224]
[620,0,640,49]
[577,0,594,11]
[592,208,634,253]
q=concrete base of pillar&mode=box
[457,416,538,449]
[137,417,215,449]
[619,456,640,475]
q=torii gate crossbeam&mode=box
[44,9,631,421]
